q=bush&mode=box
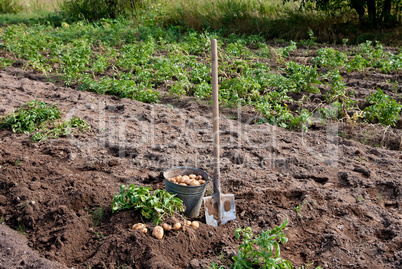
[61,0,145,21]
[0,0,23,14]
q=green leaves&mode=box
[285,61,321,93]
[232,220,292,269]
[0,100,89,142]
[312,47,347,69]
[0,100,61,133]
[364,89,402,126]
[1,19,400,134]
[31,115,89,142]
[111,184,184,225]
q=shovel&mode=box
[203,39,236,227]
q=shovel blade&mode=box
[204,194,236,227]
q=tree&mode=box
[285,0,401,26]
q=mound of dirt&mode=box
[0,68,401,268]
[0,224,67,269]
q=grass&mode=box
[17,223,25,235]
[0,0,61,25]
[157,0,401,46]
[90,206,105,227]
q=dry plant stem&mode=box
[381,125,390,145]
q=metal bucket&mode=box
[164,167,210,218]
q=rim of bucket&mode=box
[163,166,210,187]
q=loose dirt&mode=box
[0,67,401,268]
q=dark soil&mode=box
[0,67,401,269]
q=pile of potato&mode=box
[167,174,206,186]
[132,219,200,240]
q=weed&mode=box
[60,0,143,21]
[208,262,225,269]
[299,29,317,49]
[0,217,5,224]
[281,41,297,58]
[376,192,384,200]
[96,231,105,241]
[14,160,21,166]
[90,207,105,227]
[17,223,25,235]
[111,184,184,225]
[294,204,302,212]
[356,196,365,202]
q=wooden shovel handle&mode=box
[211,39,221,195]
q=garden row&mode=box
[0,19,401,131]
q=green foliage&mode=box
[299,29,317,48]
[208,262,225,269]
[346,41,402,73]
[232,220,293,269]
[0,56,13,67]
[312,42,401,74]
[111,184,184,225]
[364,89,402,126]
[0,100,60,133]
[0,100,89,142]
[60,0,144,21]
[0,0,22,14]
[90,207,105,227]
[0,18,399,134]
[226,40,251,58]
[285,0,401,26]
[31,116,90,142]
[312,47,348,68]
[285,61,321,93]
[282,41,297,57]
[322,70,356,119]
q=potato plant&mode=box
[0,100,89,142]
[111,184,184,225]
[364,89,402,126]
[232,220,293,269]
[0,19,400,133]
[0,100,60,133]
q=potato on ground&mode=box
[132,223,146,230]
[152,226,164,239]
[191,221,199,229]
[161,223,172,231]
[173,222,181,231]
